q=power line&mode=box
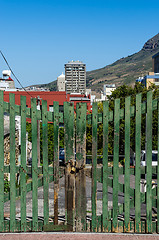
[0,50,33,98]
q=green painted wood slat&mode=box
[112,98,120,232]
[0,93,158,123]
[2,219,158,233]
[102,101,109,232]
[1,91,159,233]
[64,102,75,165]
[20,96,27,232]
[1,94,159,123]
[124,96,131,232]
[3,167,65,204]
[0,91,4,232]
[42,100,49,225]
[31,98,38,231]
[53,101,59,225]
[64,102,75,231]
[146,91,152,233]
[158,99,159,233]
[135,93,141,232]
[92,102,98,232]
[9,93,16,232]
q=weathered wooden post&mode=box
[64,102,75,231]
[75,103,87,232]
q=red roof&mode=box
[3,90,92,112]
[3,91,67,110]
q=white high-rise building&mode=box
[65,61,86,94]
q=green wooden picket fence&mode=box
[0,90,159,233]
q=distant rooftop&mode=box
[65,60,85,65]
[68,60,83,63]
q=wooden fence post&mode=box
[146,91,152,233]
[42,100,49,225]
[112,98,120,232]
[92,102,98,232]
[76,103,87,232]
[64,102,75,231]
[102,101,109,232]
[10,93,16,232]
[124,96,131,232]
[53,101,59,225]
[31,98,38,231]
[135,93,141,233]
[20,95,27,231]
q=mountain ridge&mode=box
[87,33,159,92]
[30,33,159,93]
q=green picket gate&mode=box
[0,90,159,233]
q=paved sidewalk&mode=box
[0,233,159,240]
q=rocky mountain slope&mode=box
[87,33,159,92]
[30,33,159,93]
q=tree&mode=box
[107,82,159,154]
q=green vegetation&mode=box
[93,82,159,156]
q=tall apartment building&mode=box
[65,61,86,94]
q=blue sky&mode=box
[0,0,159,87]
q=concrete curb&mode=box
[0,233,159,240]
